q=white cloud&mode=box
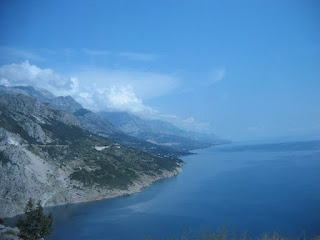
[0,61,77,95]
[119,52,157,61]
[73,68,180,99]
[75,86,157,115]
[0,61,176,114]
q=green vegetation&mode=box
[39,120,180,189]
[16,199,53,240]
[0,150,10,165]
[41,121,89,144]
[70,166,137,189]
[68,142,178,189]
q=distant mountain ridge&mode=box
[0,85,82,113]
[99,111,229,149]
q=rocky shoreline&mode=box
[57,166,183,206]
[1,135,183,219]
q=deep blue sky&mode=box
[0,0,319,140]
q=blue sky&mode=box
[0,0,319,140]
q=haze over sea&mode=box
[48,139,320,240]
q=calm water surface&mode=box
[49,140,320,240]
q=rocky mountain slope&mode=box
[0,85,119,135]
[0,94,182,218]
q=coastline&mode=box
[3,166,183,220]
[0,127,186,219]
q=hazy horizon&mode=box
[0,0,319,141]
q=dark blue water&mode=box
[49,140,320,240]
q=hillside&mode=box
[0,94,182,218]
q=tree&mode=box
[16,199,53,240]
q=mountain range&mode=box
[0,85,227,218]
[0,85,226,156]
[99,111,228,149]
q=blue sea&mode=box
[48,140,320,240]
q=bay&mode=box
[49,140,320,240]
